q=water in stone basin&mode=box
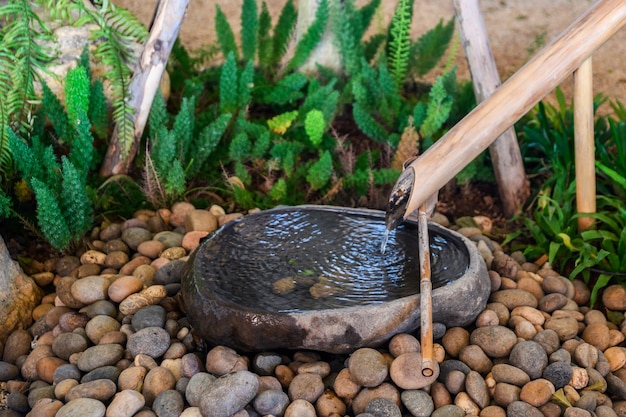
[196,207,468,313]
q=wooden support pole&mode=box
[398,0,626,220]
[453,0,530,217]
[418,204,435,378]
[574,57,596,231]
[100,0,190,177]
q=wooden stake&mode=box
[101,0,190,176]
[453,0,530,217]
[398,0,626,220]
[574,57,596,231]
[418,204,435,377]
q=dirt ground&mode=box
[114,0,626,110]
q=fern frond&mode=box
[300,79,339,123]
[410,18,455,77]
[64,66,91,128]
[238,60,255,110]
[363,33,386,63]
[60,156,93,237]
[387,0,414,88]
[257,2,272,68]
[420,69,456,139]
[353,102,389,143]
[271,0,297,69]
[251,130,271,159]
[31,177,71,250]
[173,96,196,160]
[164,160,186,198]
[189,113,232,177]
[228,132,251,161]
[333,0,361,76]
[286,0,328,72]
[262,72,307,105]
[306,150,333,190]
[305,109,325,146]
[89,79,108,139]
[354,0,381,41]
[241,0,258,63]
[215,5,239,61]
[220,52,239,113]
[68,112,94,177]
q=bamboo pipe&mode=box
[418,204,435,377]
[398,0,626,220]
[574,57,596,231]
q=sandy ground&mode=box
[114,0,626,111]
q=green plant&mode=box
[1,60,101,250]
[513,94,626,305]
[0,0,148,176]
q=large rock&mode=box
[0,235,43,343]
[182,206,491,354]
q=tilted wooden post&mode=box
[453,0,530,217]
[100,0,190,177]
[574,57,596,231]
[396,0,626,221]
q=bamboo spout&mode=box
[417,204,436,378]
[388,0,626,222]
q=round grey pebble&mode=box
[28,386,56,409]
[550,348,572,364]
[253,389,290,416]
[54,364,82,384]
[175,377,189,394]
[77,344,125,372]
[52,332,89,361]
[606,373,626,400]
[533,329,560,355]
[186,372,217,407]
[431,404,465,417]
[564,407,593,417]
[365,398,402,417]
[181,353,205,378]
[596,405,619,417]
[122,227,152,250]
[0,361,19,381]
[253,352,283,376]
[199,370,259,417]
[508,341,548,380]
[154,259,186,285]
[80,300,118,318]
[438,359,471,381]
[56,398,106,417]
[576,391,597,412]
[132,305,166,330]
[127,327,171,359]
[507,400,543,417]
[542,361,573,389]
[401,389,434,417]
[152,390,184,417]
[349,348,389,387]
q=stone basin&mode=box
[181,205,490,354]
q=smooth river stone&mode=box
[76,344,124,372]
[508,341,548,380]
[127,326,171,359]
[401,389,434,417]
[389,351,438,389]
[56,398,106,417]
[106,389,146,417]
[348,348,389,387]
[287,373,324,403]
[131,305,166,331]
[491,364,531,387]
[143,366,177,406]
[85,315,121,344]
[71,275,111,304]
[107,275,144,303]
[199,371,260,417]
[489,289,538,309]
[153,390,185,417]
[65,379,117,402]
[469,325,517,358]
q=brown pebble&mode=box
[119,285,167,315]
[572,279,591,306]
[604,347,626,372]
[333,368,361,400]
[480,405,506,417]
[485,302,510,326]
[475,309,500,327]
[104,251,129,269]
[388,333,420,357]
[118,366,148,391]
[205,345,248,376]
[36,356,68,383]
[182,231,209,252]
[315,389,347,417]
[459,344,493,374]
[493,382,521,407]
[389,351,438,389]
[33,303,55,321]
[517,277,545,300]
[602,285,626,310]
[442,327,470,358]
[490,289,538,309]
[520,378,555,407]
[431,381,452,408]
[137,240,165,259]
[119,256,152,275]
[275,364,295,388]
[351,383,399,416]
[108,275,145,303]
[581,322,610,351]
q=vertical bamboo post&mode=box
[418,204,435,377]
[453,0,530,217]
[574,57,596,231]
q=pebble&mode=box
[389,351,438,389]
[56,398,106,417]
[542,360,573,389]
[508,340,548,379]
[185,373,217,407]
[465,370,489,408]
[441,327,469,357]
[519,378,555,407]
[126,327,170,360]
[351,383,400,415]
[199,370,259,417]
[71,275,110,304]
[288,372,324,403]
[284,399,316,417]
[469,325,517,358]
[348,348,389,387]
[132,305,166,330]
[365,397,402,417]
[122,227,152,250]
[253,389,290,416]
[65,379,117,401]
[430,404,465,417]
[106,389,146,417]
[401,389,434,417]
[152,389,184,417]
[76,344,124,372]
[602,284,626,310]
[506,400,544,417]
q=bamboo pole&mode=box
[453,0,530,217]
[574,57,596,231]
[418,204,435,378]
[397,0,626,221]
